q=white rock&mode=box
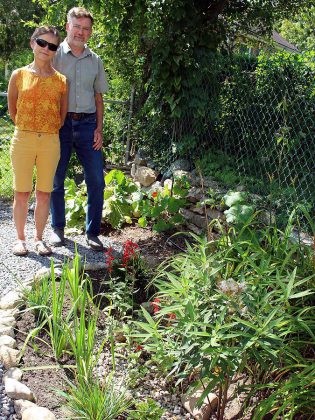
[0,316,17,328]
[22,406,56,420]
[0,335,17,348]
[163,178,173,189]
[14,400,37,418]
[0,291,23,310]
[0,325,15,337]
[0,346,20,368]
[182,388,218,420]
[0,308,19,318]
[5,378,35,401]
[4,367,23,382]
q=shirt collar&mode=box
[61,40,92,57]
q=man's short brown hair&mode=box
[67,7,94,24]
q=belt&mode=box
[67,112,96,121]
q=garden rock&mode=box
[182,388,218,419]
[180,209,207,230]
[0,290,22,310]
[173,169,191,180]
[84,262,107,271]
[134,166,157,187]
[186,187,204,203]
[0,346,19,369]
[0,335,16,349]
[4,367,23,382]
[134,152,147,166]
[5,378,35,401]
[0,326,15,338]
[170,159,191,172]
[34,267,51,280]
[163,178,173,189]
[0,309,19,319]
[206,208,225,221]
[0,316,16,328]
[185,223,204,236]
[22,406,56,420]
[14,399,37,418]
[142,181,163,195]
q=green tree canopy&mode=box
[0,0,44,60]
[278,6,315,51]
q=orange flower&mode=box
[152,191,158,198]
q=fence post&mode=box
[125,85,135,164]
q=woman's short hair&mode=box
[67,7,94,24]
[31,26,61,45]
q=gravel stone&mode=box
[0,200,122,297]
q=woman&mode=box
[7,26,68,256]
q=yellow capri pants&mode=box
[10,129,60,193]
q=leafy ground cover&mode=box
[15,208,315,419]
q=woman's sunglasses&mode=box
[34,37,58,52]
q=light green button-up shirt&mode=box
[53,40,109,113]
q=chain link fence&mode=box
[135,50,315,227]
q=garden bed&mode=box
[14,225,195,419]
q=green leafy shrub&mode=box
[133,211,315,417]
[64,169,189,232]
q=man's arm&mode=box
[7,71,18,124]
[93,92,103,151]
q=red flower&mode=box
[122,240,140,268]
[135,345,143,352]
[151,297,161,314]
[104,247,115,273]
[168,313,176,320]
[152,191,158,198]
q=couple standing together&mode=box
[8,7,108,256]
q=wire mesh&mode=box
[135,50,315,226]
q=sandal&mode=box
[12,240,28,256]
[35,240,52,256]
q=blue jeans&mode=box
[50,114,105,236]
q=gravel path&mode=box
[0,199,120,298]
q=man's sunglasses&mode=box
[34,37,58,52]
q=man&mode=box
[50,7,108,251]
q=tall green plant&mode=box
[133,212,315,418]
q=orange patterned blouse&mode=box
[15,67,67,134]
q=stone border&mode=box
[0,262,106,420]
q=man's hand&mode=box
[93,128,103,150]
